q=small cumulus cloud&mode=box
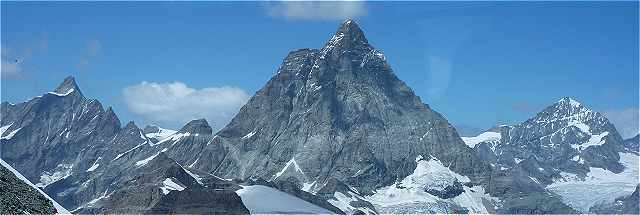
[265,1,367,20]
[122,81,250,130]
[603,108,639,139]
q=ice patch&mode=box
[86,157,101,172]
[135,148,168,167]
[47,88,75,97]
[180,166,203,185]
[36,163,73,188]
[113,141,147,161]
[573,132,609,150]
[461,132,501,148]
[144,127,176,142]
[160,178,185,194]
[0,124,12,136]
[302,181,317,193]
[241,131,256,140]
[514,158,524,164]
[1,127,22,140]
[272,157,304,180]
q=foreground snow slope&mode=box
[235,185,332,214]
[0,158,71,214]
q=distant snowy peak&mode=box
[529,97,600,124]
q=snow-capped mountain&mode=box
[0,78,325,214]
[171,19,497,214]
[2,20,635,215]
[464,97,639,213]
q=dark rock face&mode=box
[424,180,464,199]
[623,134,639,152]
[0,163,57,215]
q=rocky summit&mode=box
[0,20,637,215]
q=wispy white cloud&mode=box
[265,1,367,20]
[1,35,48,80]
[603,108,639,139]
[122,81,250,130]
[76,39,101,71]
[0,59,23,80]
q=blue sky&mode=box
[1,1,638,137]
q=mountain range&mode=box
[0,20,637,214]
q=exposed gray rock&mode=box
[468,97,636,214]
[623,134,639,152]
[0,162,57,214]
[76,152,249,214]
[0,78,252,214]
[474,98,628,182]
[191,17,488,194]
[589,185,639,214]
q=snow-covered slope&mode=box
[547,152,639,212]
[143,126,176,142]
[365,155,498,214]
[461,131,501,148]
[235,185,332,214]
[0,158,71,214]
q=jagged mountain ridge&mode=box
[1,78,271,214]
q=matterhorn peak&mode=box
[53,76,81,95]
[335,19,367,43]
[322,19,370,54]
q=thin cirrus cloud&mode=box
[122,81,250,131]
[265,1,367,20]
[1,59,22,80]
[1,36,48,80]
[76,39,102,71]
[603,108,640,139]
